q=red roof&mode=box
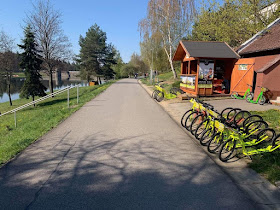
[254,54,280,73]
[238,18,280,55]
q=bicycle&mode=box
[184,101,214,132]
[208,118,269,155]
[199,109,250,146]
[231,84,253,100]
[193,107,243,143]
[218,121,274,162]
[246,86,268,105]
[152,84,179,102]
[181,99,211,129]
[193,107,220,140]
[188,104,216,135]
[203,109,265,152]
[170,87,185,95]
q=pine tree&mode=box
[18,25,46,103]
[78,24,116,83]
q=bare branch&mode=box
[0,30,15,53]
[139,0,196,78]
[25,0,72,93]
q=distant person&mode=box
[154,70,157,77]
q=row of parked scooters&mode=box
[180,99,280,162]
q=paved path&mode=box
[0,79,258,209]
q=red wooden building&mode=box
[173,41,239,96]
[236,17,280,100]
[174,18,280,101]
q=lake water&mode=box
[0,78,89,103]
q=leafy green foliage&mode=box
[111,49,125,79]
[116,53,148,78]
[191,0,280,47]
[18,25,46,101]
[140,32,170,74]
[129,53,149,74]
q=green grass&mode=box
[13,72,25,78]
[0,82,114,165]
[249,109,280,184]
[140,70,181,91]
[158,71,176,81]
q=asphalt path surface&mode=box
[0,79,258,209]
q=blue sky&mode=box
[0,0,150,63]
[0,0,225,63]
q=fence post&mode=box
[14,111,17,128]
[67,87,70,108]
[77,85,79,104]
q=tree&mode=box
[18,25,46,103]
[129,53,149,74]
[102,44,117,80]
[191,0,280,47]
[140,31,170,74]
[112,50,125,79]
[139,0,196,78]
[118,53,149,78]
[26,0,71,95]
[78,24,116,84]
[121,63,138,78]
[0,31,18,106]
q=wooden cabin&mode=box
[236,18,280,101]
[173,41,240,97]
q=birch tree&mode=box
[139,0,196,78]
[26,0,71,94]
[140,31,169,74]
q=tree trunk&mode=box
[169,58,177,79]
[99,77,102,85]
[49,71,54,97]
[7,74,12,106]
[32,95,35,107]
[164,46,177,79]
[8,83,12,106]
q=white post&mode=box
[77,85,79,104]
[67,87,70,108]
[14,111,17,128]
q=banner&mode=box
[181,76,195,90]
[198,60,214,88]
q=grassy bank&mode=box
[13,72,25,78]
[0,82,114,165]
[141,70,181,91]
[249,109,280,184]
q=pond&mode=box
[0,77,89,103]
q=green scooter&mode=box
[246,86,268,105]
[231,84,253,100]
